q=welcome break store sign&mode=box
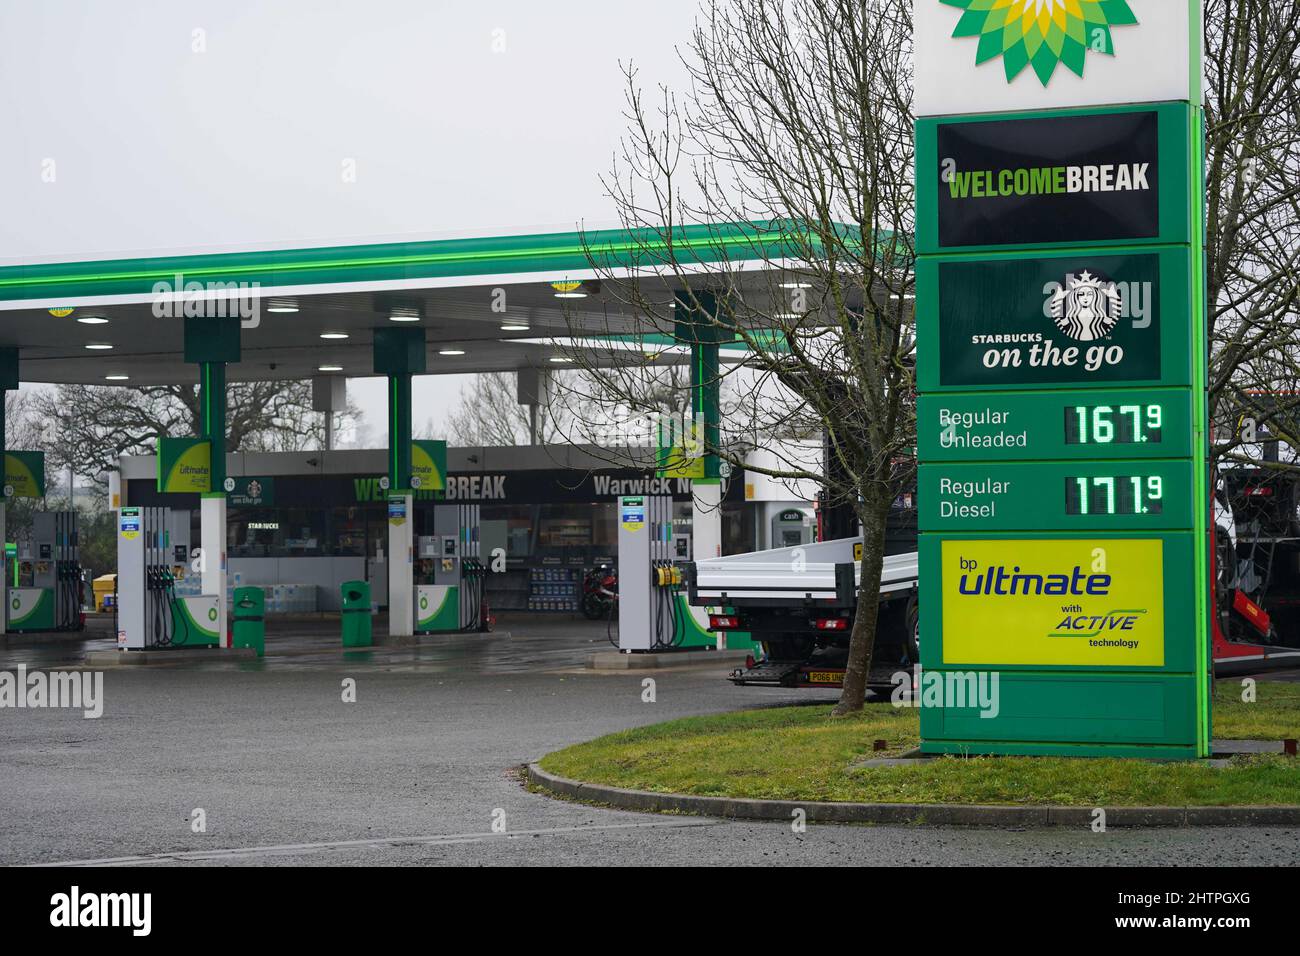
[914,1,1210,759]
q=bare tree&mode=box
[1204,1,1300,464]
[5,390,47,453]
[441,371,572,446]
[31,380,362,481]
[567,0,917,715]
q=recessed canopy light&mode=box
[553,291,587,299]
[780,282,811,289]
[389,311,421,322]
[104,374,129,381]
[77,315,109,325]
[438,349,465,356]
[266,300,299,313]
[500,324,530,332]
[548,356,573,363]
[776,312,800,319]
[319,331,349,340]
[85,343,113,350]
[317,365,343,372]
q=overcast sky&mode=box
[0,0,702,441]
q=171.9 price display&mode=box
[1065,403,1163,445]
[1065,475,1165,516]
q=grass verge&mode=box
[538,682,1300,807]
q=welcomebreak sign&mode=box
[914,0,1209,759]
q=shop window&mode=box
[330,506,368,557]
[228,508,280,558]
[721,502,753,556]
[227,507,328,557]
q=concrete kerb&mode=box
[80,628,517,664]
[586,649,752,670]
[526,762,1300,828]
[86,647,258,666]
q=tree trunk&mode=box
[832,486,891,716]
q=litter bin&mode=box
[232,586,265,657]
[341,580,372,647]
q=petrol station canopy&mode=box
[0,222,813,386]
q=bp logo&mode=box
[940,0,1139,86]
[1047,270,1122,342]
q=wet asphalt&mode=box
[1,616,1298,867]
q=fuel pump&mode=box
[116,506,219,649]
[414,503,485,632]
[617,495,684,650]
[8,511,84,632]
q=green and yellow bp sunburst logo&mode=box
[940,0,1139,87]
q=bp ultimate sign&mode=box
[914,0,1209,759]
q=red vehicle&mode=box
[1212,473,1300,672]
[581,564,618,621]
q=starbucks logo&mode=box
[247,479,262,499]
[1048,271,1122,343]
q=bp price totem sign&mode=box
[915,1,1209,759]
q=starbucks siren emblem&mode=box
[940,0,1139,87]
[1048,270,1122,342]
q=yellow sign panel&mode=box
[941,538,1164,668]
[410,440,446,491]
[659,445,705,479]
[157,438,211,493]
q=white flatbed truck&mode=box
[687,537,919,689]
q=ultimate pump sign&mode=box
[939,538,1165,668]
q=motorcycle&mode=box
[581,564,618,620]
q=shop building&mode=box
[116,444,815,612]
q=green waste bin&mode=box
[232,586,265,657]
[341,580,372,647]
